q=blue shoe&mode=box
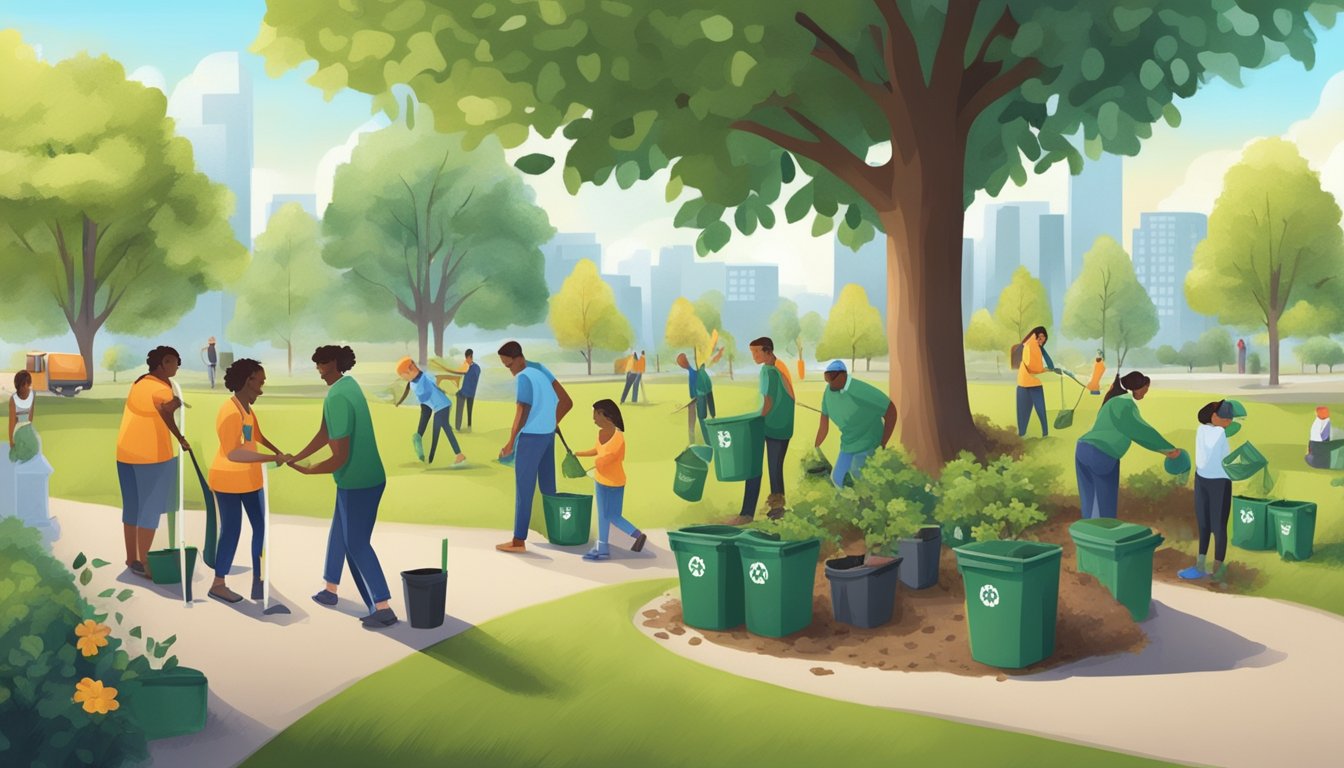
[582,548,611,561]
[1178,566,1207,580]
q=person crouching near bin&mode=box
[813,360,897,488]
[1180,400,1243,583]
[571,399,646,561]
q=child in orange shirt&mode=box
[573,399,646,561]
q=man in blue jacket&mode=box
[496,341,572,553]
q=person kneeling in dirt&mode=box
[1304,406,1344,469]
[1181,400,1239,582]
[813,360,897,488]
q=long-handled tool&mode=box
[185,450,217,569]
[1053,369,1089,430]
[554,428,588,479]
[171,380,192,607]
[260,463,291,615]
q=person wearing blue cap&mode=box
[1181,399,1241,582]
[814,360,897,487]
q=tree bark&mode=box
[432,317,447,360]
[586,344,593,375]
[416,316,429,368]
[1268,313,1280,386]
[287,340,293,377]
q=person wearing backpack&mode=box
[1015,326,1056,437]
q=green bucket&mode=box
[541,492,592,546]
[704,414,765,482]
[673,446,712,502]
[122,666,208,740]
[146,547,198,586]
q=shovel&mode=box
[260,463,290,615]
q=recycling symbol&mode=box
[1239,508,1255,525]
[717,430,732,448]
[953,527,965,541]
[688,556,706,578]
[748,561,769,585]
[1280,524,1292,537]
[560,506,572,521]
[979,584,1000,608]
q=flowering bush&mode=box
[933,453,1054,542]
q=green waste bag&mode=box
[800,447,832,478]
[704,414,765,482]
[541,492,592,546]
[122,666,209,740]
[1269,501,1317,561]
[1069,519,1163,621]
[955,541,1062,669]
[9,424,38,462]
[1231,496,1275,551]
[673,446,712,502]
[1223,441,1268,481]
[560,451,587,479]
[735,535,822,638]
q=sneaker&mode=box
[1178,566,1207,580]
[766,507,787,521]
[582,549,611,562]
[455,454,467,465]
[1210,565,1229,583]
[631,532,647,552]
[311,589,338,607]
[496,538,527,553]
[209,585,243,604]
[360,608,399,629]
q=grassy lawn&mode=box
[241,579,1178,768]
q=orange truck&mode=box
[26,352,92,396]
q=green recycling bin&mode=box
[955,541,1062,669]
[667,526,759,630]
[1269,500,1317,561]
[672,446,713,502]
[541,492,592,546]
[122,666,208,740]
[1231,495,1275,551]
[1069,519,1164,621]
[703,414,765,482]
[735,535,821,637]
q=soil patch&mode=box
[1113,487,1262,594]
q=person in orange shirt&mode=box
[572,399,645,561]
[1015,326,1056,437]
[634,349,648,402]
[207,359,291,603]
[116,346,190,580]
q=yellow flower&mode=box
[74,620,111,657]
[73,678,119,714]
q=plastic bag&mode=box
[561,451,587,479]
[9,424,39,463]
[801,447,832,477]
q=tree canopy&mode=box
[993,266,1051,341]
[1293,336,1344,373]
[548,258,635,374]
[817,283,886,369]
[1063,235,1157,366]
[664,297,710,359]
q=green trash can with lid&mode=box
[541,492,592,546]
[1231,496,1275,551]
[703,414,765,482]
[1069,518,1164,621]
[955,541,1062,669]
[735,535,821,637]
[1269,500,1317,561]
[672,446,712,502]
[667,526,778,631]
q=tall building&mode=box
[1131,212,1209,343]
[722,264,779,340]
[616,249,654,347]
[649,246,729,345]
[1068,153,1123,287]
[1038,214,1066,327]
[541,232,602,293]
[833,236,887,322]
[601,274,644,349]
[981,202,1051,306]
[961,238,975,327]
[266,193,318,225]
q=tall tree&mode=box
[229,204,334,374]
[0,32,245,378]
[322,117,553,366]
[993,266,1051,342]
[817,284,886,370]
[800,311,826,361]
[1186,138,1344,385]
[1063,236,1157,366]
[770,298,803,357]
[257,1,1343,470]
[102,344,137,383]
[549,258,635,374]
[1156,342,1201,372]
[1193,327,1236,373]
[664,298,710,360]
[964,308,1011,374]
[1294,336,1344,373]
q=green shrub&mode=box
[934,452,1054,541]
[0,518,149,767]
[1124,466,1186,501]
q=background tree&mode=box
[770,297,803,358]
[693,291,732,378]
[1186,138,1344,386]
[1156,342,1201,373]
[1279,300,1343,340]
[322,117,552,366]
[549,259,634,374]
[0,32,245,379]
[1063,236,1157,366]
[964,308,1011,374]
[1294,336,1344,373]
[1193,327,1236,373]
[993,266,1051,342]
[664,298,710,362]
[258,1,1343,470]
[229,204,334,374]
[817,284,886,370]
[101,344,137,383]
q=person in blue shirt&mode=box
[394,358,465,465]
[677,347,722,444]
[455,349,481,432]
[496,341,573,553]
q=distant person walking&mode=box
[201,337,219,390]
[289,345,397,629]
[1015,326,1055,437]
[496,341,573,553]
[813,360,897,488]
[116,347,190,581]
[572,399,646,561]
[1237,338,1247,375]
[740,337,795,521]
[620,351,640,404]
[635,350,648,402]
[1075,372,1181,519]
[456,349,481,432]
[1180,400,1238,582]
[394,357,465,465]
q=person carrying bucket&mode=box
[571,399,646,561]
[1015,326,1056,437]
[740,337,795,521]
[1075,372,1181,519]
[1180,400,1242,582]
[393,357,466,465]
[813,360,897,488]
[496,341,573,554]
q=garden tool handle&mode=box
[555,428,573,455]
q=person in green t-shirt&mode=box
[1076,371,1182,520]
[287,345,397,629]
[815,360,897,488]
[736,337,795,521]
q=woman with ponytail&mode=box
[1076,371,1182,519]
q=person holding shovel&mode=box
[1075,372,1182,519]
[571,399,646,561]
[393,357,466,465]
[1180,400,1240,582]
[1015,326,1056,437]
[289,345,398,629]
[115,346,190,581]
[496,341,574,554]
[814,360,897,488]
[207,359,291,603]
[738,337,795,521]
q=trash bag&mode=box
[801,447,832,477]
[561,451,587,479]
[1053,409,1074,430]
[9,424,39,463]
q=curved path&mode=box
[49,499,679,768]
[636,582,1344,768]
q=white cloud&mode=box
[314,115,390,215]
[128,65,166,94]
[1155,144,1248,213]
[963,162,1070,241]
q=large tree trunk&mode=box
[1268,314,1280,386]
[287,340,293,376]
[416,316,430,368]
[73,320,96,389]
[431,316,446,359]
[586,344,593,375]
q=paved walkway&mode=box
[49,500,678,768]
[636,582,1344,768]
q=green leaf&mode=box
[700,14,733,42]
[405,94,416,130]
[784,185,813,223]
[163,655,180,671]
[79,569,92,586]
[1139,59,1164,90]
[499,14,526,32]
[811,214,834,237]
[161,634,177,648]
[154,644,168,659]
[576,53,601,83]
[779,153,795,183]
[72,553,87,570]
[513,153,556,175]
[1162,103,1182,128]
[615,160,640,189]
[91,611,107,623]
[91,559,111,569]
[665,175,684,203]
[1080,48,1105,81]
[115,612,123,625]
[844,206,862,229]
[734,204,758,236]
[98,588,115,598]
[19,635,42,658]
[116,589,134,602]
[130,626,142,639]
[563,165,582,195]
[729,51,756,86]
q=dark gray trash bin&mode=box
[897,525,942,590]
[825,555,902,629]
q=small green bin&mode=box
[1069,519,1164,621]
[1269,501,1317,561]
[1231,495,1275,551]
[540,492,592,546]
[703,414,765,482]
[955,541,1062,669]
[672,446,713,502]
[122,666,208,740]
[735,536,821,638]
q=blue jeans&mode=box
[1075,441,1120,519]
[322,483,390,610]
[513,432,557,540]
[417,405,461,462]
[595,483,638,552]
[621,373,639,404]
[214,489,264,579]
[832,449,874,488]
[1017,385,1048,436]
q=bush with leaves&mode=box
[934,453,1054,542]
[749,483,844,556]
[1124,466,1187,502]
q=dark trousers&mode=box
[322,483,390,610]
[741,437,789,517]
[1195,475,1232,562]
[417,404,461,462]
[1016,385,1048,436]
[620,373,639,403]
[1076,440,1120,519]
[455,393,475,430]
[513,432,557,540]
[214,489,263,579]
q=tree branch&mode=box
[732,108,889,208]
[958,59,1042,137]
[872,0,927,92]
[932,0,978,89]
